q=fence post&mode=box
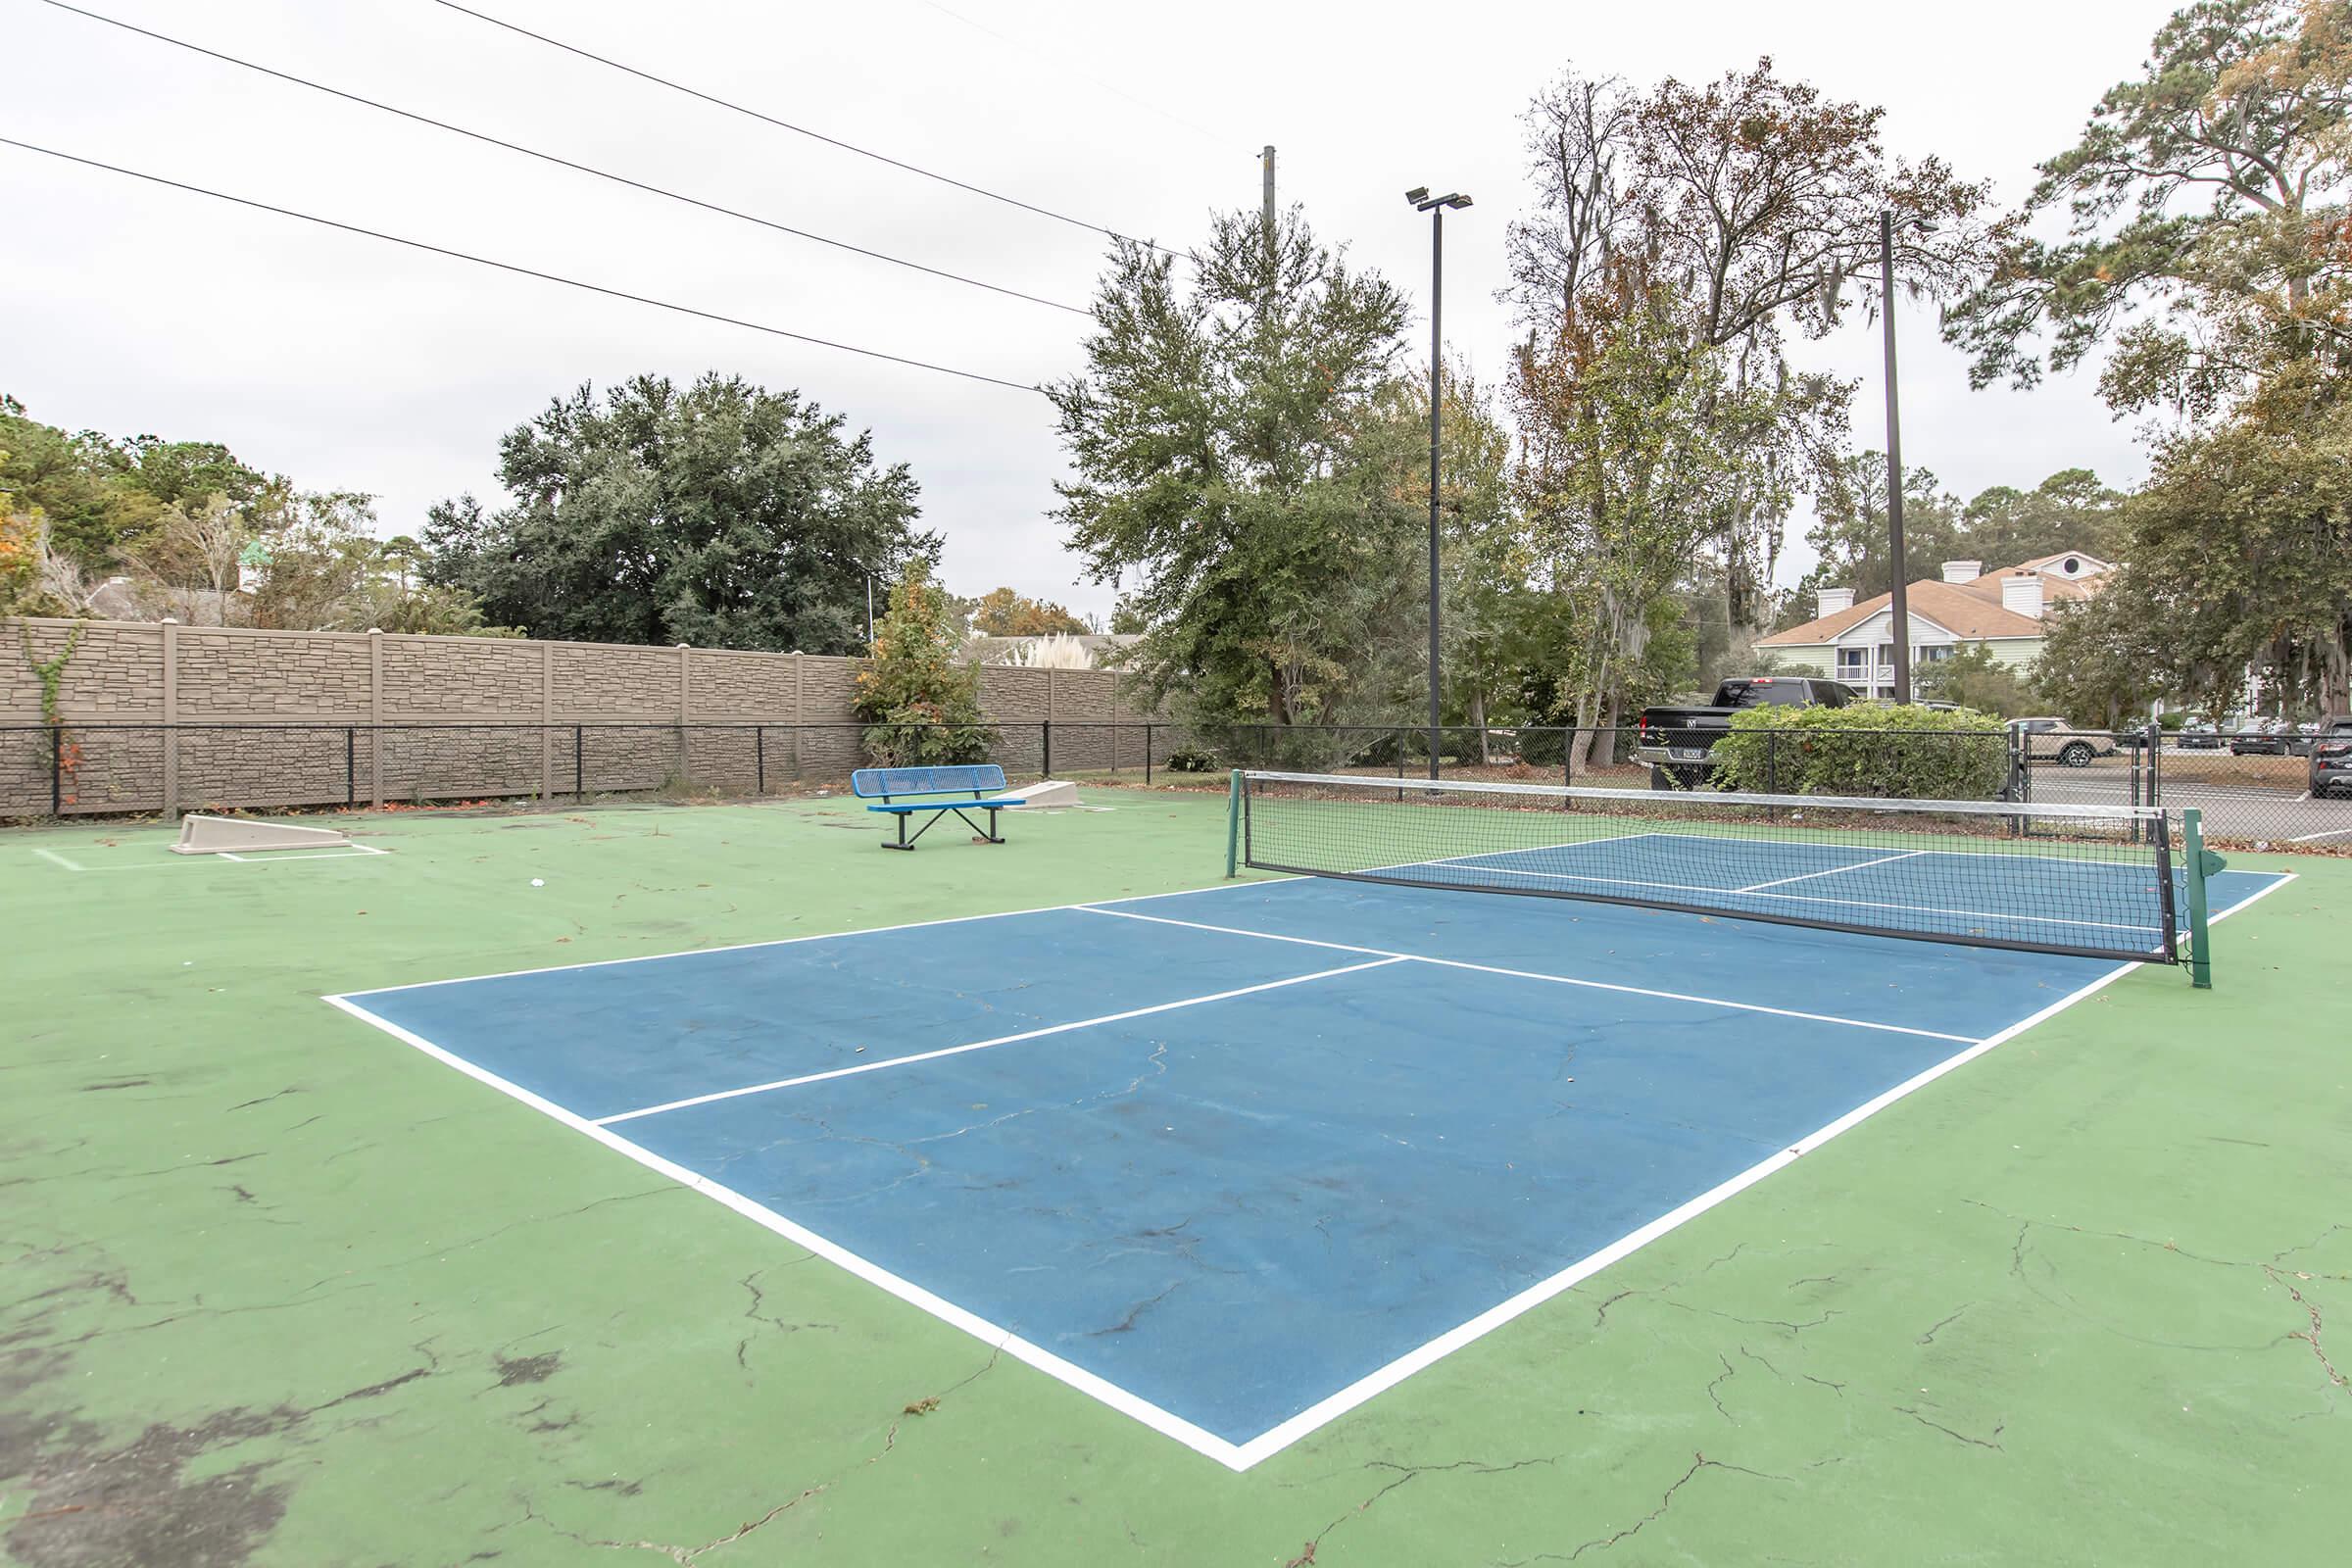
[368,628,384,808]
[540,642,555,801]
[574,725,585,799]
[1042,719,1052,780]
[160,617,179,820]
[1145,722,1153,788]
[345,726,357,807]
[756,726,765,795]
[50,723,62,816]
[675,644,692,782]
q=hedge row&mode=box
[1707,705,2010,799]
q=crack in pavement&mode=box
[1087,1280,1182,1338]
[1983,1199,2352,1359]
[1704,1355,1737,1422]
[532,1348,1004,1562]
[2264,1265,2347,1388]
[733,1269,836,1369]
[1287,1454,1559,1565]
[1895,1404,2005,1450]
[1916,1305,1970,1346]
[1551,1450,1789,1562]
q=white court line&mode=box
[2288,825,2351,844]
[1077,905,1978,1044]
[321,994,1262,1471]
[1221,865,2302,1466]
[321,867,2297,1471]
[1735,849,1929,893]
[342,872,1304,998]
[1347,816,2188,876]
[212,843,392,861]
[1351,829,1656,880]
[29,842,388,871]
[594,956,1405,1125]
[1428,858,2165,937]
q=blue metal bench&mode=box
[852,764,1023,851]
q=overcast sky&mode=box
[7,0,2175,620]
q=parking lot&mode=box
[2029,749,2350,847]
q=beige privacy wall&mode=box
[1,618,1166,816]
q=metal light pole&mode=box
[1407,186,1471,778]
[1880,211,1912,705]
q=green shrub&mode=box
[853,564,996,766]
[1709,703,2009,800]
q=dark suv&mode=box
[2310,716,2352,798]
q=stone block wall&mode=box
[0,618,1165,815]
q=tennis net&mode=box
[1235,770,2183,964]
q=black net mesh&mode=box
[1241,770,2180,964]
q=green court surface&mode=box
[2,791,2347,1565]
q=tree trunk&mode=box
[1469,687,1490,764]
[1587,686,1621,769]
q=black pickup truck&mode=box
[1635,676,1859,788]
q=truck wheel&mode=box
[1649,765,1677,791]
[2059,741,2093,767]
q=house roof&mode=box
[1764,549,2113,648]
[1954,568,2101,607]
[1758,578,2048,647]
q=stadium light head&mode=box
[1444,194,1473,210]
[1404,186,1430,204]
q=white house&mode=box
[1757,552,2114,698]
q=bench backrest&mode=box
[851,763,1007,800]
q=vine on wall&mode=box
[19,619,89,808]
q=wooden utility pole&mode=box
[1261,145,1276,251]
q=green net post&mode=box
[2182,807,2221,989]
[1225,769,1244,878]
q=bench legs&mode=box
[878,806,1004,851]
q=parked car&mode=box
[2310,716,2352,798]
[2230,718,2297,756]
[2008,716,2147,768]
[2177,720,2224,750]
[1635,676,1858,787]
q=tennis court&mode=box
[324,777,2291,1470]
[6,788,2347,1565]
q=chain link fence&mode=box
[7,717,2346,852]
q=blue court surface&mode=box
[328,853,2287,1470]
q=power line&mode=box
[36,0,1091,317]
[906,0,1227,147]
[428,0,1178,257]
[0,137,1050,396]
